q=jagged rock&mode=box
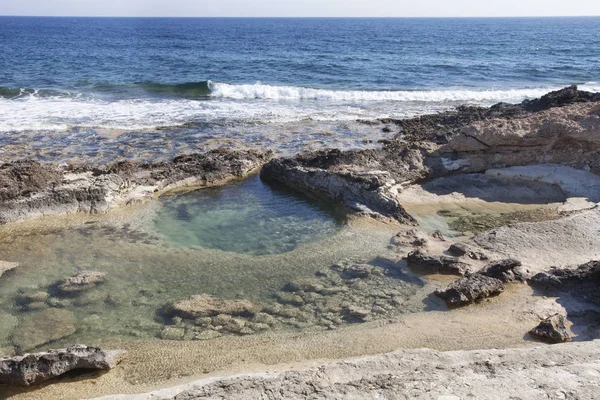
[522,85,600,112]
[390,229,429,248]
[11,308,77,352]
[479,259,527,283]
[56,271,106,295]
[407,250,472,275]
[435,274,505,307]
[0,261,18,278]
[0,345,126,386]
[447,243,488,260]
[530,261,600,288]
[529,314,571,343]
[164,294,256,319]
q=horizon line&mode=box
[1,15,599,19]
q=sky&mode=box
[0,0,599,17]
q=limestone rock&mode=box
[164,294,256,319]
[447,243,488,260]
[529,314,571,344]
[160,327,185,341]
[435,274,504,307]
[0,344,126,386]
[194,330,221,341]
[407,250,472,275]
[56,271,106,295]
[479,259,527,283]
[11,308,77,352]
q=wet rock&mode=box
[407,250,472,275]
[160,327,185,341]
[447,243,489,260]
[529,314,571,344]
[479,259,527,283]
[223,318,246,333]
[522,85,600,112]
[0,261,18,278]
[164,294,256,319]
[435,274,504,307]
[56,271,106,295]
[252,313,277,326]
[11,309,77,352]
[73,290,109,307]
[0,344,126,386]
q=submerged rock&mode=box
[435,274,504,307]
[164,294,256,319]
[529,314,572,344]
[407,250,472,275]
[11,309,77,352]
[56,271,106,295]
[0,345,126,386]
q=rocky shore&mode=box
[1,86,599,398]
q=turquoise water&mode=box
[154,175,345,255]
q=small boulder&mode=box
[194,330,221,340]
[407,250,472,275]
[164,294,256,319]
[342,305,371,322]
[284,278,325,293]
[341,264,375,279]
[0,345,126,386]
[56,271,106,296]
[435,274,505,307]
[529,314,571,344]
[160,326,185,341]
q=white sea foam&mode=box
[1,83,599,133]
[209,82,600,102]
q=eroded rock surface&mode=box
[406,249,472,275]
[0,149,272,224]
[261,87,600,222]
[108,341,600,400]
[0,345,126,386]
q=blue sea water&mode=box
[0,17,599,159]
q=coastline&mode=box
[1,86,599,399]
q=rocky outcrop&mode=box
[406,249,472,275]
[448,242,488,260]
[0,345,126,386]
[260,87,600,223]
[529,314,572,344]
[435,274,504,307]
[260,151,419,223]
[531,261,600,288]
[0,149,272,224]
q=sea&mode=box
[0,16,599,162]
